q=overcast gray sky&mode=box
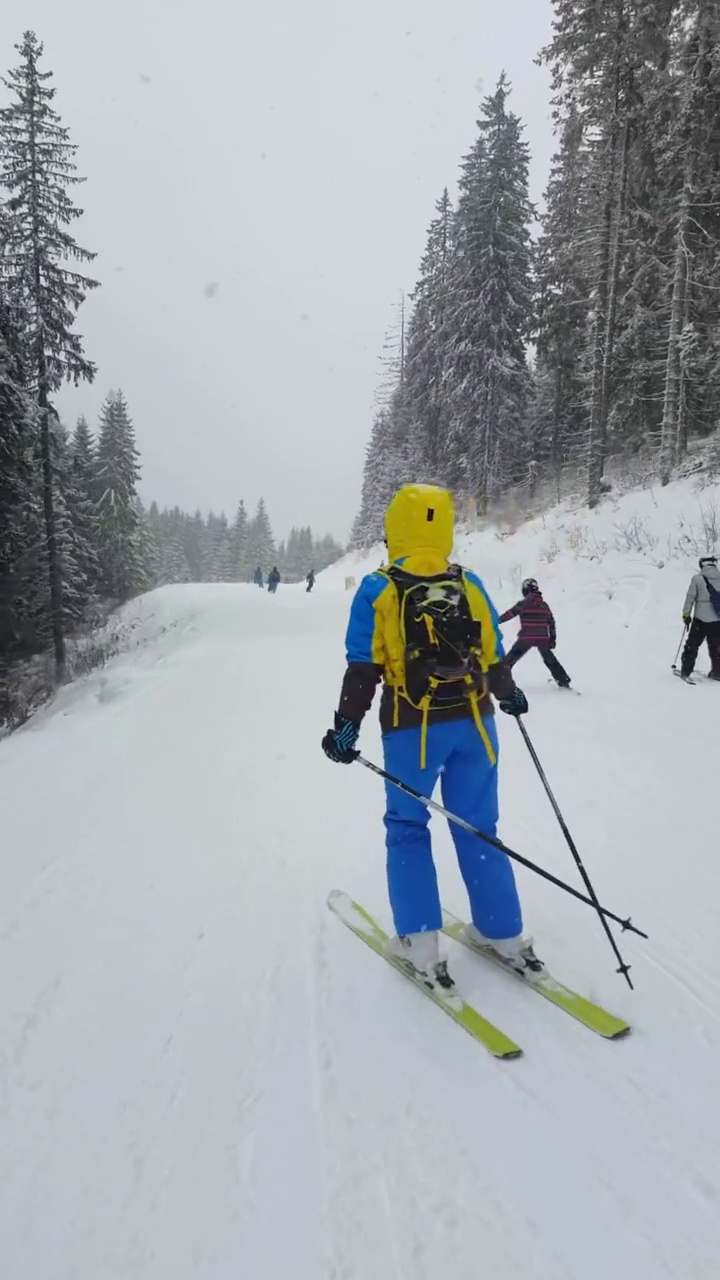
[1,0,555,543]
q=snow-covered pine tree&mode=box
[376,293,407,414]
[404,189,455,479]
[0,292,32,664]
[539,0,677,505]
[280,528,299,580]
[245,498,276,572]
[53,420,99,615]
[71,416,94,489]
[444,75,534,510]
[0,31,99,675]
[185,510,206,581]
[533,103,594,492]
[163,539,191,584]
[94,390,145,601]
[659,0,720,480]
[208,512,234,582]
[280,526,314,580]
[139,500,162,588]
[63,414,100,603]
[314,533,344,570]
[150,505,172,583]
[132,498,158,592]
[231,500,248,580]
[50,421,97,621]
[350,408,412,548]
[4,420,91,657]
[298,526,314,577]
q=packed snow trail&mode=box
[1,498,720,1278]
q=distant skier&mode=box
[267,567,281,595]
[306,569,316,593]
[253,566,264,589]
[499,579,571,689]
[681,555,720,681]
[321,483,542,996]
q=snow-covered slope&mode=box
[1,479,719,1280]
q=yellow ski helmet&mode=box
[384,485,454,563]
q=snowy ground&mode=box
[1,478,719,1280]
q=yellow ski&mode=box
[328,890,523,1061]
[442,910,631,1040]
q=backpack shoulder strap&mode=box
[387,563,462,586]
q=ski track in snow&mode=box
[1,480,720,1279]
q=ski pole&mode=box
[515,719,633,988]
[671,624,688,671]
[355,754,647,943]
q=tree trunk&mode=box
[38,388,66,680]
[660,5,712,483]
[553,359,563,504]
[477,367,495,513]
[659,172,691,484]
[601,116,630,421]
[27,70,65,680]
[587,177,614,508]
[587,0,626,509]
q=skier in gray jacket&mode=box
[681,555,720,680]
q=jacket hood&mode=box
[384,485,454,565]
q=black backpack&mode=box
[385,564,485,709]
[703,576,720,619]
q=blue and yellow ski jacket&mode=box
[336,486,516,761]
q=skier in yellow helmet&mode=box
[322,485,542,993]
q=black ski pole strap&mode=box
[354,755,647,942]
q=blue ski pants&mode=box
[382,717,522,940]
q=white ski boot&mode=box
[465,923,545,979]
[386,930,458,997]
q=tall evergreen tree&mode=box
[0,31,98,674]
[64,414,100,601]
[404,189,455,477]
[208,512,234,582]
[534,104,594,487]
[52,422,97,620]
[231,499,248,580]
[539,0,678,504]
[185,510,206,581]
[0,293,31,662]
[55,419,98,609]
[134,498,160,590]
[350,408,413,548]
[444,75,534,508]
[95,390,144,601]
[71,415,95,492]
[659,0,720,480]
[245,498,276,571]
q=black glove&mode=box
[683,615,691,627]
[499,688,529,717]
[322,713,360,764]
